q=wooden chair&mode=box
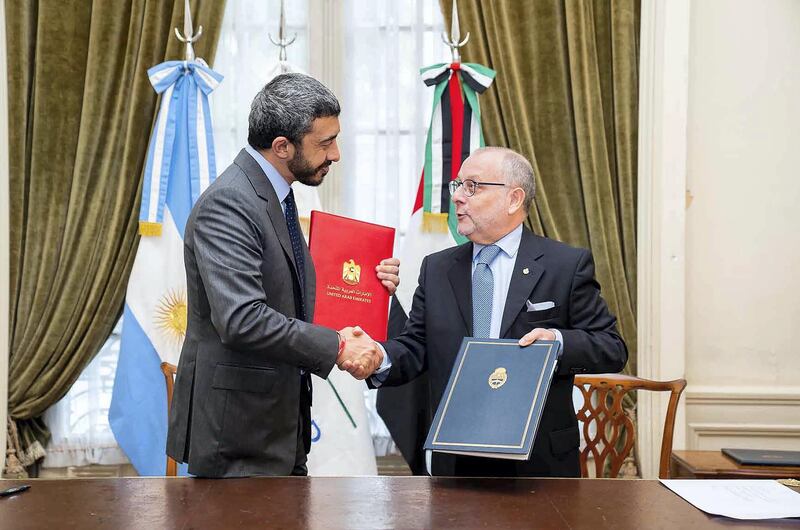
[573,374,686,479]
[160,362,178,477]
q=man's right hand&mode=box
[336,326,383,380]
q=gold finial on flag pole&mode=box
[269,0,297,63]
[441,0,469,63]
[174,0,203,62]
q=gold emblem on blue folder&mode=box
[342,259,361,285]
[488,367,507,389]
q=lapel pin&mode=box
[522,268,530,275]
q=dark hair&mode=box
[247,73,340,149]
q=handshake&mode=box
[335,326,383,380]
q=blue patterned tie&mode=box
[472,244,502,338]
[284,190,306,321]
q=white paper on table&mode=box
[660,479,800,520]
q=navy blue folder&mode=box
[424,338,559,460]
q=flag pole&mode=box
[269,0,297,68]
[441,0,470,64]
[174,0,204,62]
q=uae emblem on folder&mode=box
[342,259,361,286]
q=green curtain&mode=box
[5,0,226,475]
[441,0,638,372]
[442,0,640,476]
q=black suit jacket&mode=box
[166,149,338,477]
[378,227,627,477]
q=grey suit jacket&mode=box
[166,149,338,477]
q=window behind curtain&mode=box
[43,322,127,468]
[212,0,310,170]
[342,0,447,235]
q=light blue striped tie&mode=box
[472,244,502,338]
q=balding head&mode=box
[469,147,536,210]
[451,147,535,244]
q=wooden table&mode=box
[1,477,798,529]
[672,450,800,479]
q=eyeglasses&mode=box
[448,178,507,197]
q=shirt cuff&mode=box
[549,328,564,358]
[369,343,392,387]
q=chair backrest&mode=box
[573,373,686,479]
[160,362,178,477]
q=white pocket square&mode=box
[526,300,555,312]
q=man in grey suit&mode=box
[167,74,397,478]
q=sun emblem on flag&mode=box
[155,289,188,344]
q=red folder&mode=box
[309,211,395,341]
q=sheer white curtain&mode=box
[43,322,127,468]
[212,0,309,171]
[341,0,447,234]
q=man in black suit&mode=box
[166,74,396,478]
[350,147,627,477]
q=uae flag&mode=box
[378,61,495,474]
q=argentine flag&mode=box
[109,59,222,475]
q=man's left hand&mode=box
[375,257,400,296]
[519,328,556,347]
